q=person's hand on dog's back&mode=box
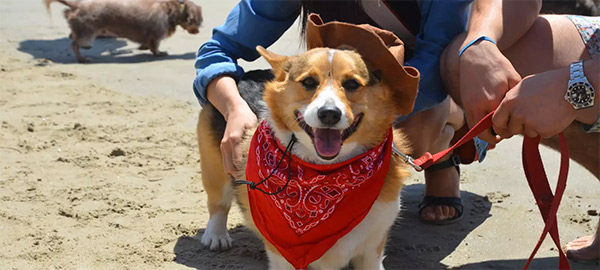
[459,38,520,146]
[207,76,258,175]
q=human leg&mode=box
[556,124,600,261]
[395,97,465,223]
[502,15,592,76]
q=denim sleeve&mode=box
[404,0,472,114]
[193,0,302,105]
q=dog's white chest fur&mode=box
[266,200,401,270]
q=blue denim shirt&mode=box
[193,0,471,115]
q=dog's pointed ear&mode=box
[257,46,290,79]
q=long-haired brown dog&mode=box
[44,0,202,63]
[197,15,420,269]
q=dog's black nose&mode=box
[318,105,342,126]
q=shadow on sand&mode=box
[172,184,501,269]
[18,37,196,64]
[459,257,599,270]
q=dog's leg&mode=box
[197,107,234,251]
[70,40,90,63]
[352,255,385,270]
[148,38,168,57]
[198,133,233,250]
[351,235,387,270]
[68,20,95,62]
[265,245,295,270]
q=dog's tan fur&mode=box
[44,0,202,63]
[196,106,231,217]
[197,46,412,269]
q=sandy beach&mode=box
[0,1,599,269]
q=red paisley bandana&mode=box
[245,121,394,270]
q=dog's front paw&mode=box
[201,230,232,251]
[201,213,232,250]
[152,51,168,57]
[77,57,92,63]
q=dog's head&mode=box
[258,46,416,163]
[178,0,202,34]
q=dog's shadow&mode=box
[173,184,497,269]
[18,37,196,64]
[174,225,268,270]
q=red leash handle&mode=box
[412,111,571,269]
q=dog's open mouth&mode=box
[295,110,364,160]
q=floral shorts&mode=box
[566,15,600,57]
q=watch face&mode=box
[567,82,594,108]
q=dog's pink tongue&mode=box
[313,128,342,158]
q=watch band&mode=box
[568,60,598,130]
[570,60,585,80]
[566,60,595,110]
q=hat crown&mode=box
[305,14,419,115]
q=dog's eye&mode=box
[301,77,319,90]
[342,79,361,91]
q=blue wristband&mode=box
[458,36,497,57]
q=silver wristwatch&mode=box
[565,60,595,110]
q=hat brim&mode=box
[306,14,420,115]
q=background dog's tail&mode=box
[43,0,78,13]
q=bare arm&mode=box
[195,1,301,174]
[493,56,600,138]
[206,76,250,120]
[206,76,257,175]
[465,0,541,50]
[457,0,541,144]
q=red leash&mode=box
[412,111,571,269]
[521,134,570,269]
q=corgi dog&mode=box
[195,41,420,269]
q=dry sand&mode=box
[1,0,599,269]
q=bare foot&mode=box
[420,165,461,222]
[565,234,600,261]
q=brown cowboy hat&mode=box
[305,13,420,115]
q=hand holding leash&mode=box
[458,38,520,146]
[398,111,571,270]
